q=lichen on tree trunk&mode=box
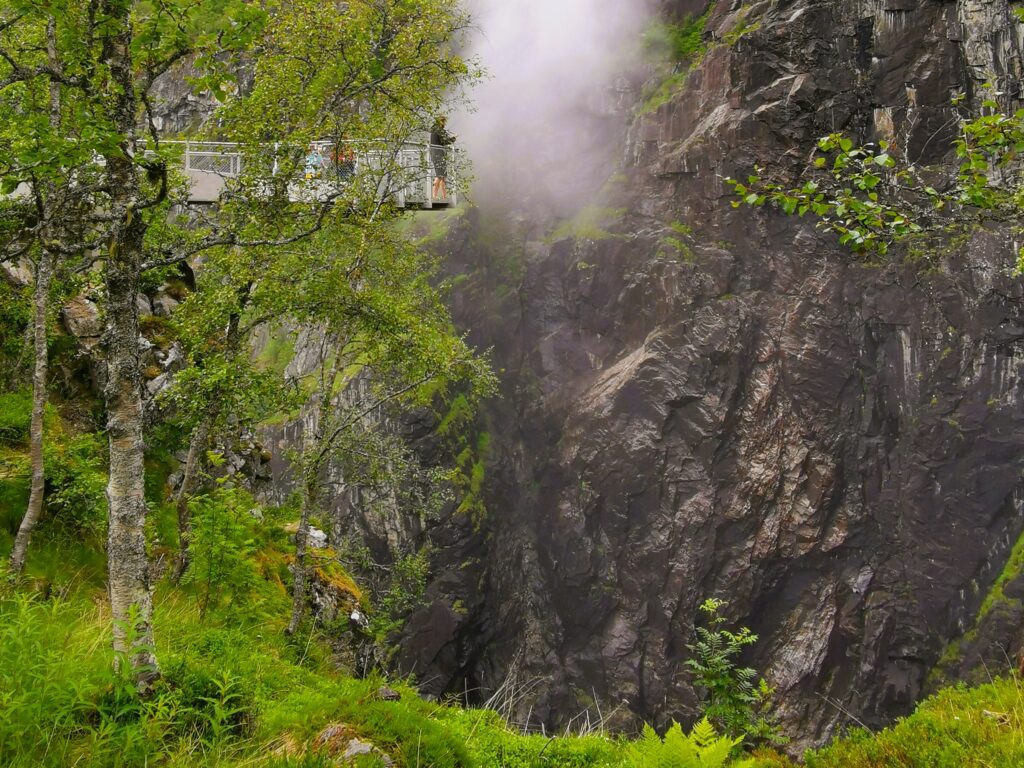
[104,211,158,682]
[287,340,345,636]
[9,249,54,574]
[10,18,63,576]
[99,3,158,684]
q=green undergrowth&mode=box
[746,678,1024,768]
[4,435,1024,766]
[0,506,753,768]
[638,12,709,115]
[929,528,1024,688]
[637,3,765,116]
[721,5,762,47]
[0,553,624,768]
[5,530,1024,768]
[1,411,109,588]
[397,207,466,248]
[977,529,1024,622]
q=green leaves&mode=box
[182,483,262,620]
[623,717,741,768]
[731,127,981,257]
[685,599,780,745]
[731,87,1024,260]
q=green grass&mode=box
[721,6,762,47]
[637,12,709,115]
[929,528,1024,688]
[640,71,693,115]
[977,529,1024,622]
[4,426,1024,767]
[0,555,628,768]
[799,678,1024,767]
[636,5,765,116]
[547,205,627,242]
[641,15,708,64]
[0,390,34,446]
[6,523,1024,768]
[745,679,1024,767]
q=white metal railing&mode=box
[183,143,242,176]
[155,139,459,206]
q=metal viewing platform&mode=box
[168,139,459,209]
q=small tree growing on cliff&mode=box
[270,227,494,636]
[686,598,779,744]
[728,88,1024,265]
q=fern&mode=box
[686,598,778,742]
[623,718,739,768]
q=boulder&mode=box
[151,291,180,317]
[312,724,394,767]
[61,296,103,347]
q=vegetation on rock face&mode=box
[641,13,709,65]
[638,10,710,116]
[638,3,766,116]
[729,90,1024,264]
[3,0,1024,763]
[548,205,627,242]
[748,678,1024,768]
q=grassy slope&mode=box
[0,453,621,768]
[773,679,1024,768]
[3,433,1024,766]
[0,554,622,768]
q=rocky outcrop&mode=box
[381,0,1024,752]
[312,724,395,767]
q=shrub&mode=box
[44,431,108,534]
[0,391,33,445]
[368,549,430,651]
[0,592,113,764]
[182,478,262,619]
[0,281,29,391]
[641,15,708,64]
[687,598,779,743]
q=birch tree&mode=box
[1,0,477,685]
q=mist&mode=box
[454,0,652,216]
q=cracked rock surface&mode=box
[369,0,1024,751]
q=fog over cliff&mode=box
[455,0,650,214]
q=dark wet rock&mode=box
[370,0,1024,754]
[375,685,401,702]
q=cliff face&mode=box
[386,0,1024,750]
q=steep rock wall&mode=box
[397,0,1024,750]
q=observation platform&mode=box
[167,140,458,209]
